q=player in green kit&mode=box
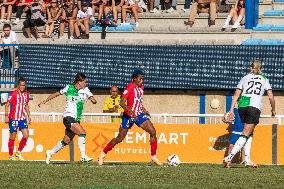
[38,73,97,164]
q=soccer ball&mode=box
[167,154,181,166]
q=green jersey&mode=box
[60,84,93,121]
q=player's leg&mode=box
[8,120,18,160]
[99,115,132,165]
[243,134,257,168]
[140,120,162,165]
[15,119,29,160]
[69,122,93,162]
[46,129,75,164]
[224,107,259,167]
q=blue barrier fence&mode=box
[18,45,284,90]
[0,44,18,88]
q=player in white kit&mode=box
[223,59,276,168]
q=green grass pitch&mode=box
[1,161,284,189]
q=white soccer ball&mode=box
[167,154,181,166]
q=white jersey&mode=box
[59,84,93,121]
[237,73,272,110]
[77,7,92,19]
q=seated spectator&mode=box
[162,0,176,13]
[222,0,245,29]
[0,24,18,69]
[59,0,80,40]
[112,0,124,24]
[103,85,124,123]
[121,0,146,27]
[75,2,91,39]
[184,0,217,27]
[13,0,34,25]
[23,0,47,39]
[42,0,62,38]
[149,0,160,13]
[0,0,16,24]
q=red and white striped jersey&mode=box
[8,90,30,120]
[121,82,144,116]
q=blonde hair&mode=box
[250,59,262,75]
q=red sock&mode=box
[150,139,157,156]
[18,137,28,152]
[103,142,114,154]
[8,139,15,156]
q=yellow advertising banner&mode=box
[0,122,276,164]
[277,126,284,165]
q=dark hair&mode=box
[17,77,26,85]
[3,23,11,30]
[74,73,86,84]
[132,69,144,79]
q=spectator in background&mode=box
[149,0,160,13]
[182,0,191,12]
[23,0,47,39]
[184,0,217,27]
[222,0,245,30]
[75,2,92,39]
[0,0,16,24]
[121,0,146,27]
[163,0,176,13]
[42,0,62,38]
[59,0,79,40]
[13,0,33,25]
[0,24,18,69]
[112,0,124,24]
[103,85,123,123]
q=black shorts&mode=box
[23,18,46,28]
[63,116,79,132]
[238,106,261,125]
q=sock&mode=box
[236,15,243,23]
[18,137,28,152]
[50,140,66,156]
[224,15,232,26]
[78,134,86,158]
[103,142,114,154]
[150,139,158,156]
[8,139,15,156]
[227,135,247,161]
[244,136,252,163]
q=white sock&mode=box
[244,136,252,163]
[78,134,86,158]
[227,136,247,161]
[50,140,65,156]
[236,15,243,23]
[15,18,19,22]
[224,15,232,26]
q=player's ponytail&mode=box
[74,73,86,84]
[250,59,262,75]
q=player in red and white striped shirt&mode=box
[5,77,31,161]
[99,69,162,166]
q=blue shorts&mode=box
[9,119,28,133]
[120,113,150,129]
[229,133,240,145]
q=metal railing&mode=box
[0,44,19,90]
[0,112,282,125]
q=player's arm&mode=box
[267,89,276,117]
[25,103,31,124]
[38,92,61,107]
[4,101,10,123]
[119,97,137,118]
[89,96,97,104]
[229,89,242,114]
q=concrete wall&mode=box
[2,89,283,116]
